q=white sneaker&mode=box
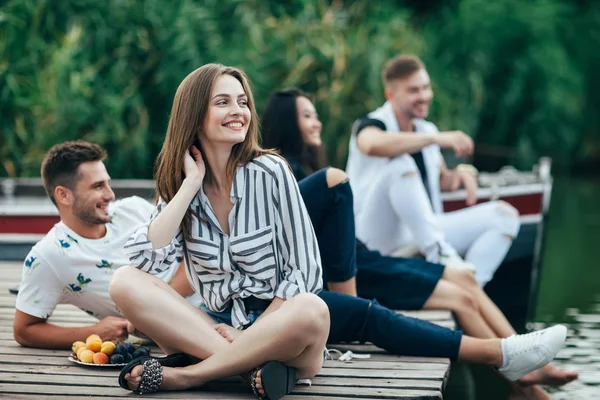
[499,325,567,381]
[439,254,476,272]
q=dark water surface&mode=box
[533,176,600,398]
[447,176,600,399]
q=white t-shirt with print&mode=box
[15,196,187,320]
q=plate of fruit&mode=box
[69,334,151,367]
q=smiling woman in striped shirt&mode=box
[109,64,329,399]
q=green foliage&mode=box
[1,0,598,177]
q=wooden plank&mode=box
[0,260,451,399]
[0,383,442,399]
[0,353,448,373]
[0,343,450,365]
[293,386,442,399]
[0,371,442,391]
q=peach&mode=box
[79,349,95,364]
[100,341,116,356]
[72,341,86,354]
[86,337,102,352]
[86,334,101,342]
[76,346,88,360]
[93,352,109,364]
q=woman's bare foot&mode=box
[124,364,190,392]
[215,323,243,343]
[519,364,578,387]
[254,368,267,397]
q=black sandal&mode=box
[250,361,297,400]
[118,352,194,394]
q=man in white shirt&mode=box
[14,141,196,349]
[346,54,521,286]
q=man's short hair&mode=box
[382,54,425,87]
[41,141,107,205]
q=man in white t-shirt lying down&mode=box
[14,140,200,349]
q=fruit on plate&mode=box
[78,349,95,364]
[72,335,150,365]
[72,341,85,354]
[109,354,125,364]
[101,341,116,356]
[76,346,88,360]
[93,352,109,365]
[85,335,103,352]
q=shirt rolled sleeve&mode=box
[15,253,63,319]
[123,200,184,276]
[272,160,323,298]
[354,117,387,136]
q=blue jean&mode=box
[319,290,462,360]
[298,168,444,310]
[298,168,357,282]
[201,305,263,327]
[297,169,461,359]
[202,296,461,360]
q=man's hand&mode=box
[440,167,478,206]
[434,131,474,157]
[458,169,478,206]
[92,316,130,341]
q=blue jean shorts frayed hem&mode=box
[202,304,329,361]
[201,305,263,327]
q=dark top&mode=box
[286,156,308,181]
[355,116,432,204]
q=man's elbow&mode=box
[13,326,35,348]
[357,140,377,157]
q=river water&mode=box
[533,176,600,398]
[447,176,600,399]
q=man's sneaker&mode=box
[439,254,476,272]
[499,325,567,381]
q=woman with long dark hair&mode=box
[259,88,576,393]
[109,66,330,399]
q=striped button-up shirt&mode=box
[124,154,322,329]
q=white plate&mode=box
[68,355,126,367]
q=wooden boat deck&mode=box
[0,261,455,399]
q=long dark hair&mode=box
[261,88,326,175]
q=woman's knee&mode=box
[285,293,330,337]
[325,168,348,188]
[108,266,140,300]
[452,287,480,316]
[109,266,147,302]
[448,268,479,292]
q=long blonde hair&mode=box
[155,63,275,238]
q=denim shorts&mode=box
[201,305,264,327]
[203,305,329,361]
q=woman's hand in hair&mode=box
[183,145,206,190]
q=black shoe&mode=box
[250,361,297,400]
[118,352,195,394]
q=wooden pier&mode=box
[0,261,455,399]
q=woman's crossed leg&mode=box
[109,266,330,394]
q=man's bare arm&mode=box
[356,127,436,157]
[356,127,474,158]
[13,310,129,349]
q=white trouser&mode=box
[355,159,520,286]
